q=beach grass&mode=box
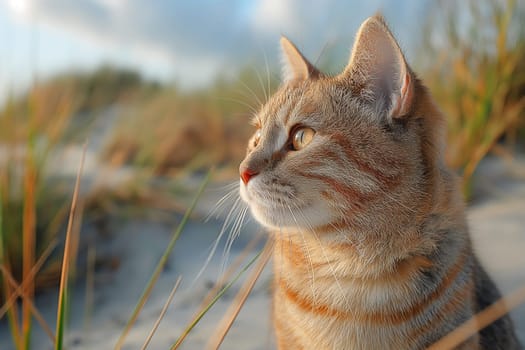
[54,143,87,350]
[103,67,278,178]
[0,80,78,350]
[420,0,525,196]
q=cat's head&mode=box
[239,15,446,237]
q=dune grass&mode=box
[0,81,78,350]
[103,68,278,177]
[420,0,525,196]
[55,143,87,350]
[0,67,162,349]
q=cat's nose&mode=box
[240,167,259,185]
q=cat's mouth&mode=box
[240,178,332,230]
[240,179,298,228]
[240,178,298,208]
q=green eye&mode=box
[291,127,315,150]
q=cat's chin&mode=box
[248,203,333,232]
[248,205,296,230]
[240,180,332,231]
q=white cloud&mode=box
[7,0,30,15]
[2,0,432,92]
[252,0,293,32]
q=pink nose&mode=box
[240,168,259,185]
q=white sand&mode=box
[1,155,524,349]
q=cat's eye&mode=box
[291,127,315,150]
[252,129,262,147]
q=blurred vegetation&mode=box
[104,68,278,176]
[48,65,161,113]
[0,66,167,349]
[420,0,525,195]
[0,64,160,298]
[0,80,77,348]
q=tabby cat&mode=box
[238,15,521,350]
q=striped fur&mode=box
[239,15,521,349]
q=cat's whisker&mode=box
[262,49,272,103]
[231,84,263,111]
[251,65,268,104]
[218,73,265,110]
[205,184,240,222]
[216,96,260,116]
[206,193,237,221]
[194,196,242,284]
[214,181,241,192]
[233,67,266,108]
[220,204,249,276]
[219,198,245,249]
[289,83,309,123]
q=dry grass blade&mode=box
[0,238,58,319]
[206,239,272,350]
[0,265,56,343]
[461,98,525,184]
[140,276,182,350]
[114,169,213,350]
[420,0,525,196]
[55,141,87,350]
[22,153,36,349]
[429,283,525,349]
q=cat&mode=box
[238,15,521,350]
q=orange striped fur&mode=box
[239,15,521,349]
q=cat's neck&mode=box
[273,226,430,281]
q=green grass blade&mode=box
[207,241,272,349]
[0,182,23,349]
[170,244,267,350]
[54,283,68,350]
[114,169,213,350]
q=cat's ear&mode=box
[280,36,320,83]
[343,15,414,120]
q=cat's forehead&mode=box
[255,82,336,129]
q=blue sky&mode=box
[0,0,432,101]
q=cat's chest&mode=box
[273,280,422,350]
[272,245,430,349]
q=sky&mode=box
[0,0,432,101]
